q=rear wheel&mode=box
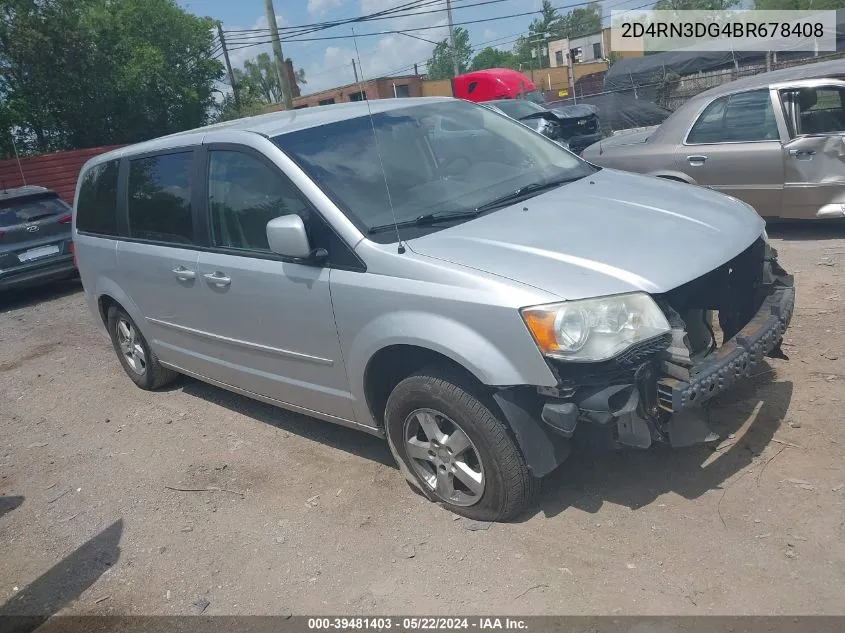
[106,306,177,390]
[385,368,537,521]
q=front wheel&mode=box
[384,368,537,521]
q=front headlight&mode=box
[521,293,671,362]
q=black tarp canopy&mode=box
[546,91,673,132]
[604,9,845,94]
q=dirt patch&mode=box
[0,229,844,616]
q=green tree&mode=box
[231,53,306,105]
[754,0,840,7]
[559,2,602,39]
[291,61,307,89]
[425,27,472,80]
[512,1,602,69]
[653,0,739,9]
[513,0,564,68]
[0,0,223,157]
[470,47,518,71]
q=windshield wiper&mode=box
[367,176,583,234]
[368,210,483,234]
[473,176,583,214]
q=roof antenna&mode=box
[351,26,405,254]
[10,133,26,186]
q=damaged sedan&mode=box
[582,61,845,220]
[73,97,794,523]
[486,98,602,155]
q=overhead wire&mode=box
[377,0,653,79]
[219,0,656,94]
[222,0,494,36]
[220,0,601,49]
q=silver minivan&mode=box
[73,97,794,521]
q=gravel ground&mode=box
[1,224,845,617]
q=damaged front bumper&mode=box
[494,236,795,478]
[657,285,794,412]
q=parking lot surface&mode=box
[1,225,845,616]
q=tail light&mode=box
[69,241,78,268]
[58,213,72,224]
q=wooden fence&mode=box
[0,145,123,205]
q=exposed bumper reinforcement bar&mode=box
[657,285,795,412]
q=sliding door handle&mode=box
[202,272,231,287]
[172,266,196,281]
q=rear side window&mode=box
[77,160,119,235]
[128,152,195,245]
[687,90,778,143]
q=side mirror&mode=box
[266,215,326,263]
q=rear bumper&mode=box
[0,255,76,290]
[657,284,795,411]
[566,132,603,154]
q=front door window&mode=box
[780,85,845,137]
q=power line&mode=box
[221,0,529,47]
[222,0,602,51]
[224,0,450,35]
[227,0,652,97]
[376,0,652,79]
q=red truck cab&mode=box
[452,68,543,103]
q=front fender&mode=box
[345,311,557,427]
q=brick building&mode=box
[269,74,423,110]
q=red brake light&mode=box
[58,213,72,224]
[69,241,78,268]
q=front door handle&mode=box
[172,266,196,281]
[687,155,708,165]
[789,148,816,159]
[202,271,231,287]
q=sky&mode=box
[177,0,647,96]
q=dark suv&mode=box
[0,186,76,291]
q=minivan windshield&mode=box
[273,100,594,242]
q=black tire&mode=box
[385,367,538,522]
[107,306,178,390]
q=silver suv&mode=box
[73,98,794,521]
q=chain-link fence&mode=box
[549,52,845,135]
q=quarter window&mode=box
[76,160,119,235]
[687,90,778,144]
[127,152,195,244]
[207,150,311,252]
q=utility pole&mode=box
[217,22,238,104]
[352,58,358,83]
[264,0,293,109]
[445,0,459,77]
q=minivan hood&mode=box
[406,169,764,300]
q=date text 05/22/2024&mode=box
[307,617,528,630]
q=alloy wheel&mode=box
[403,408,485,506]
[116,317,146,376]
